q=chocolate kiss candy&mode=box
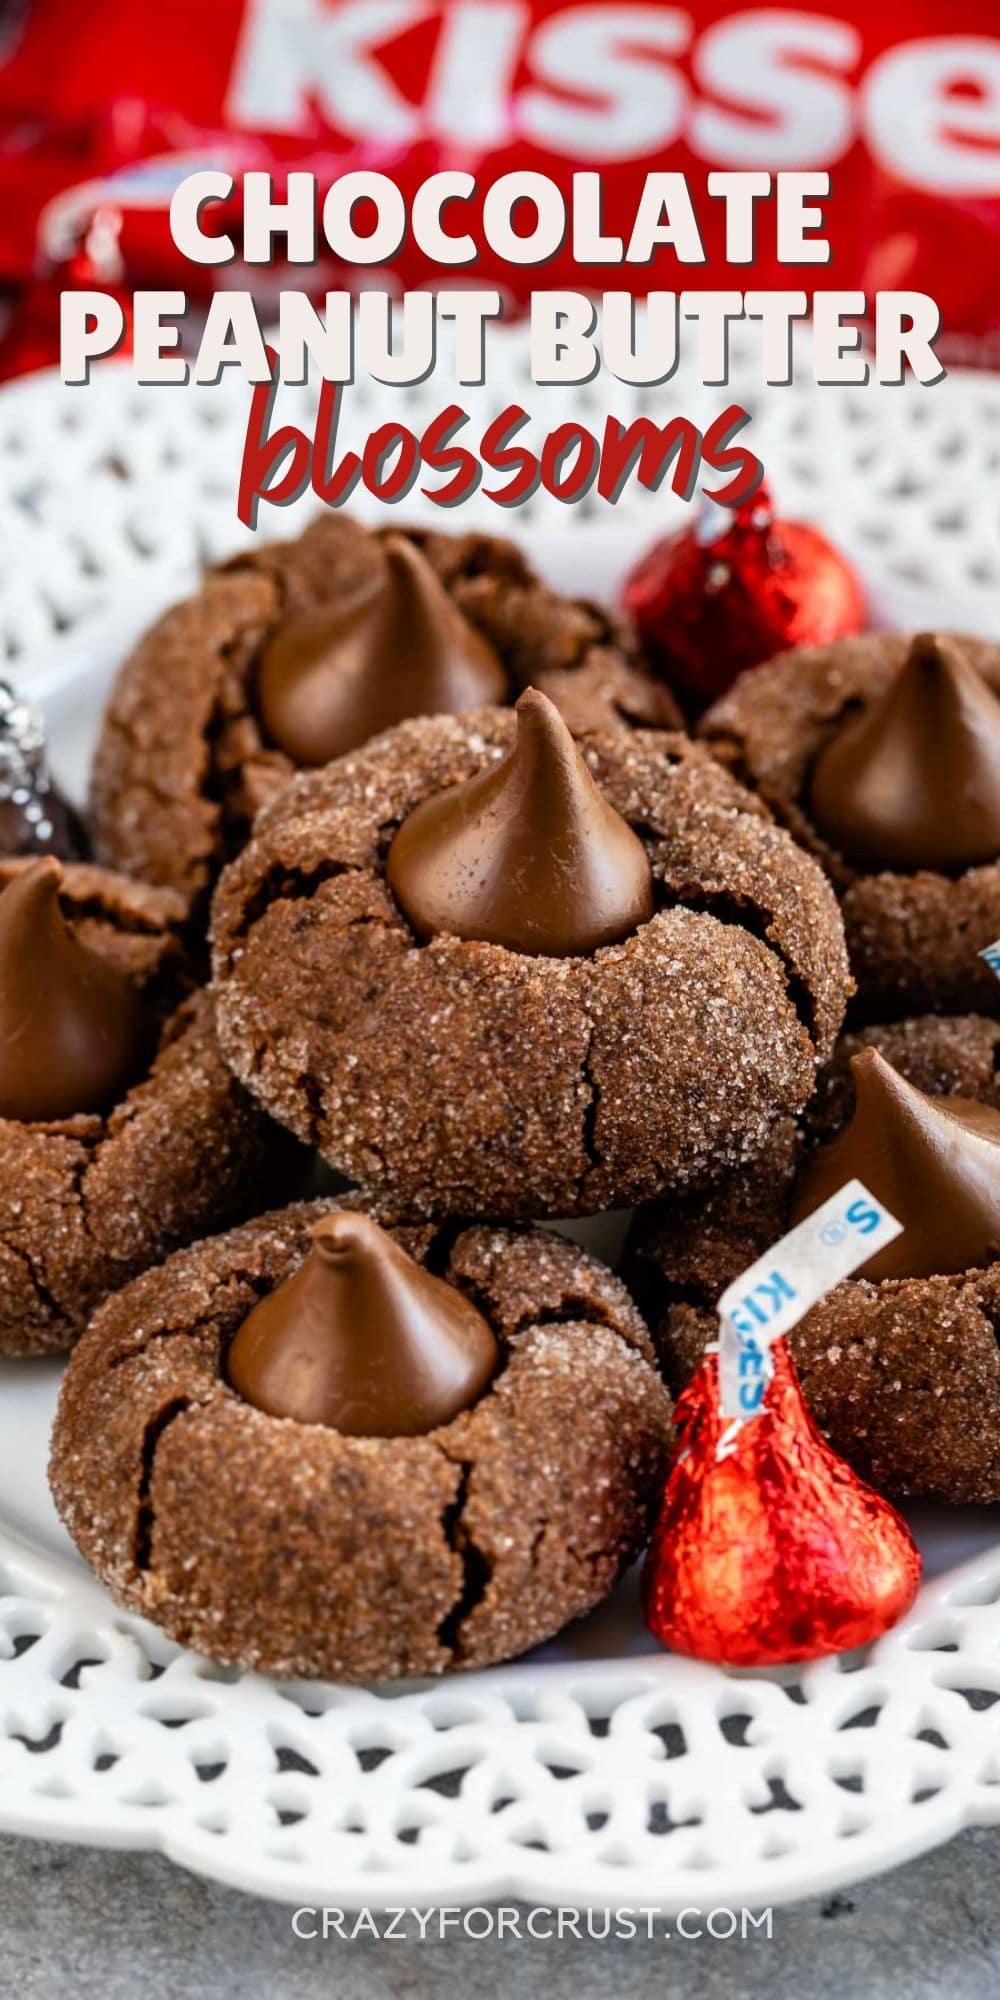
[0,858,152,1122]
[642,1342,921,1667]
[386,687,656,955]
[226,1211,499,1435]
[809,632,1000,872]
[256,534,509,764]
[623,483,864,714]
[791,1047,1000,1281]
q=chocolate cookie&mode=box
[90,514,678,914]
[627,1011,1000,1504]
[0,856,287,1356]
[50,1200,674,1681]
[700,632,1000,1018]
[210,699,850,1220]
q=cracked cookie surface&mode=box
[89,514,679,915]
[210,708,851,1219]
[49,1199,674,1681]
[699,632,1000,1019]
[0,858,289,1356]
[626,1011,1000,1503]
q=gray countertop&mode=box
[2,1827,999,2000]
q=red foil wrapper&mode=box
[643,1342,921,1667]
[623,485,865,714]
[1,4,1000,376]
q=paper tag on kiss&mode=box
[716,1178,901,1430]
[979,938,1000,978]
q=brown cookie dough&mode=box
[50,1200,674,1681]
[627,1011,1000,1503]
[0,858,289,1356]
[89,514,679,914]
[699,632,1000,1018]
[210,709,851,1219]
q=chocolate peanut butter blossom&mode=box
[51,1201,674,1680]
[0,858,152,1120]
[699,629,1000,1018]
[626,1013,1000,1505]
[0,856,286,1358]
[227,1211,498,1434]
[211,707,850,1219]
[791,1047,1000,1281]
[809,633,1000,873]
[256,533,509,765]
[90,514,678,912]
[386,688,655,956]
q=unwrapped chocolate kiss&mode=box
[809,632,1000,872]
[256,533,509,764]
[386,686,655,955]
[791,1047,1000,1280]
[0,858,152,1122]
[226,1211,499,1435]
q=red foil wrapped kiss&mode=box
[642,1342,920,1667]
[624,485,864,715]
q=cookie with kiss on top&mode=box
[627,1011,1000,1504]
[700,631,1000,1017]
[210,686,851,1220]
[0,855,286,1356]
[50,1199,673,1681]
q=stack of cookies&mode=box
[13,512,994,1683]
